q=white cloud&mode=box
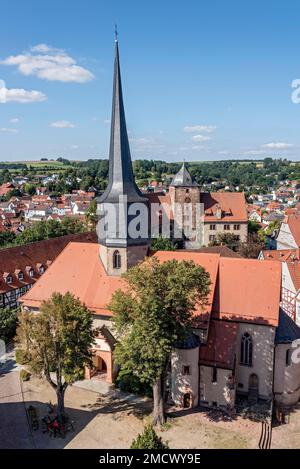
[50,120,76,128]
[218,150,229,155]
[0,81,47,103]
[262,142,293,149]
[0,127,19,133]
[192,134,211,142]
[70,144,79,149]
[1,44,94,83]
[183,125,216,133]
[30,44,56,53]
[244,150,267,156]
[9,117,20,123]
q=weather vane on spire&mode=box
[115,24,118,42]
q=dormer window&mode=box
[15,270,24,281]
[3,273,13,284]
[36,263,45,274]
[26,266,34,278]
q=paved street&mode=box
[0,353,34,449]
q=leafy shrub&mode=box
[20,369,31,382]
[0,308,18,342]
[131,424,169,449]
[116,367,152,397]
[15,349,29,365]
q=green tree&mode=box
[16,292,96,423]
[131,424,169,449]
[209,232,241,251]
[0,231,16,247]
[0,308,18,343]
[248,220,260,234]
[4,188,22,201]
[258,219,281,244]
[110,257,210,425]
[24,183,36,196]
[151,236,176,252]
[85,199,98,229]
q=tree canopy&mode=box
[16,292,96,422]
[110,257,211,425]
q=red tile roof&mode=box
[146,191,247,223]
[200,320,238,369]
[261,249,300,262]
[287,263,300,291]
[202,192,248,222]
[212,257,281,326]
[21,244,281,327]
[0,232,97,294]
[286,214,300,247]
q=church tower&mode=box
[169,162,202,248]
[98,35,149,275]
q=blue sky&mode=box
[1,0,300,162]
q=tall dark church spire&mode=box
[98,35,149,276]
[99,35,146,204]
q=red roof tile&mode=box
[0,232,97,294]
[21,244,281,327]
[200,320,238,369]
[201,192,248,222]
[212,257,281,326]
[287,214,300,247]
[287,263,300,291]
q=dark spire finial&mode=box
[114,24,118,42]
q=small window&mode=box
[210,224,216,230]
[224,224,230,231]
[18,272,24,281]
[182,365,190,375]
[286,349,292,366]
[212,367,218,383]
[6,276,13,284]
[185,197,191,204]
[209,235,216,242]
[113,250,121,269]
[29,269,34,278]
[39,266,45,274]
[234,224,240,230]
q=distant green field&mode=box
[1,160,74,171]
[24,161,72,168]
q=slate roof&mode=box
[170,162,199,187]
[275,308,300,344]
[98,39,146,205]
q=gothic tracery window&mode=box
[113,250,121,269]
[240,332,253,366]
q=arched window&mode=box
[113,250,121,269]
[241,332,253,366]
